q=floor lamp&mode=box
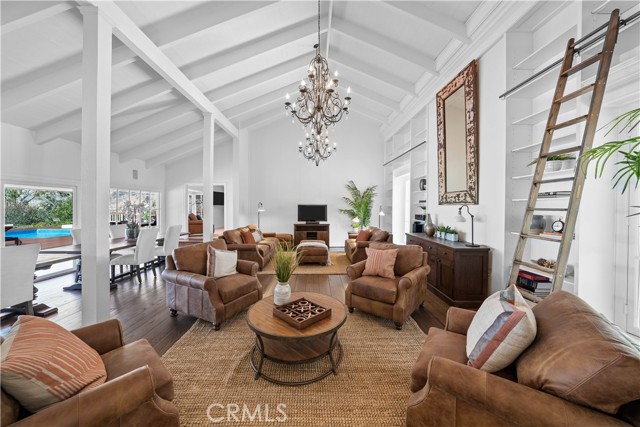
[454,205,479,247]
[257,202,265,228]
[378,206,385,229]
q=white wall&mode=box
[426,38,507,294]
[247,114,384,247]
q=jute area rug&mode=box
[258,252,350,275]
[162,310,426,426]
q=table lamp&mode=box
[454,205,479,247]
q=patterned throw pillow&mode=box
[0,316,107,412]
[355,230,371,242]
[206,246,238,279]
[466,285,537,372]
[241,230,255,244]
[251,230,263,243]
[362,247,398,279]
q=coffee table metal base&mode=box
[249,332,343,386]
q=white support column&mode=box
[232,129,250,226]
[79,6,112,325]
[202,113,215,240]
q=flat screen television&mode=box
[213,191,224,206]
[298,204,327,223]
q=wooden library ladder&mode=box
[507,9,621,302]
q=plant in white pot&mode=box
[272,243,302,306]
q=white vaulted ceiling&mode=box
[2,0,501,167]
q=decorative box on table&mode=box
[273,297,331,329]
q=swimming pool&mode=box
[5,229,71,238]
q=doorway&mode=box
[392,171,410,244]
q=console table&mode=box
[406,233,490,308]
[294,223,330,247]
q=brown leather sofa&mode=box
[1,319,178,427]
[346,242,430,329]
[407,291,640,427]
[345,227,393,264]
[220,225,293,270]
[161,240,262,330]
[188,213,203,234]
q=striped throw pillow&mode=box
[0,316,107,412]
[206,245,238,279]
[466,285,537,372]
[362,247,398,279]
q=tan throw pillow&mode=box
[241,230,255,244]
[0,316,107,412]
[362,247,398,279]
[466,285,537,373]
[207,246,238,279]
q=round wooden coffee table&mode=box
[246,292,347,385]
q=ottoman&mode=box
[297,240,329,265]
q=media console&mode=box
[294,223,330,247]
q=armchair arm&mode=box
[236,259,258,276]
[444,307,476,336]
[346,260,366,279]
[14,367,159,427]
[409,357,629,427]
[161,270,212,292]
[71,319,124,355]
[398,266,430,291]
[355,241,372,248]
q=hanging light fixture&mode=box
[285,0,351,161]
[298,130,337,166]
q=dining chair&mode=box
[110,228,158,284]
[1,244,41,315]
[154,225,181,263]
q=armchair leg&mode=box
[395,322,403,330]
[348,307,354,313]
[213,323,221,331]
[169,309,178,317]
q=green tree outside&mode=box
[5,187,73,228]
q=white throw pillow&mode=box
[252,230,262,243]
[466,284,537,372]
[206,246,238,279]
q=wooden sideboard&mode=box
[406,233,490,308]
[294,223,330,247]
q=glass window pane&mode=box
[117,190,129,223]
[110,189,118,223]
[150,192,159,226]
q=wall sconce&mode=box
[454,205,479,247]
[257,202,266,228]
[378,205,385,228]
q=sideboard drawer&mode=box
[438,247,454,262]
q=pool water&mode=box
[5,229,71,238]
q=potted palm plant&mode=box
[272,243,303,305]
[339,180,377,230]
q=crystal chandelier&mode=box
[285,0,351,144]
[298,130,337,166]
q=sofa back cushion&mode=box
[355,229,371,242]
[241,230,255,244]
[369,228,390,242]
[173,241,226,275]
[517,291,640,414]
[223,229,243,245]
[369,242,423,276]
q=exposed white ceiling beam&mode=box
[339,83,399,113]
[118,121,203,162]
[145,139,202,168]
[242,109,288,131]
[325,0,334,61]
[331,26,438,76]
[381,1,471,44]
[1,1,75,35]
[77,0,237,137]
[350,105,388,124]
[331,56,415,94]
[224,89,285,120]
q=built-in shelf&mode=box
[513,26,577,70]
[511,133,576,153]
[511,168,575,180]
[512,100,577,126]
[511,197,570,202]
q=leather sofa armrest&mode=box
[237,259,258,276]
[161,270,212,292]
[14,366,159,427]
[346,260,366,279]
[71,318,124,355]
[262,232,292,245]
[416,357,629,427]
[444,307,476,335]
[355,241,372,248]
[398,266,430,291]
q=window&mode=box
[109,188,160,226]
[4,184,74,228]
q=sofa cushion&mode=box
[363,247,398,279]
[350,275,400,304]
[517,291,640,414]
[466,285,536,373]
[356,229,371,242]
[0,316,107,412]
[216,274,259,304]
[370,228,390,242]
[188,213,197,221]
[1,390,20,427]
[223,229,243,245]
[206,247,238,279]
[241,230,255,244]
[370,242,423,276]
[100,339,173,401]
[410,327,468,392]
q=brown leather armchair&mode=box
[345,227,394,264]
[188,213,203,234]
[345,242,429,329]
[162,240,262,330]
[407,291,640,427]
[1,319,179,427]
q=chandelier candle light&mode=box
[285,0,352,166]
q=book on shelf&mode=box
[516,277,552,292]
[538,191,571,198]
[541,231,563,237]
[518,271,551,282]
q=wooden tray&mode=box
[273,297,331,330]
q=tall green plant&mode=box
[582,108,640,194]
[338,180,377,228]
[271,243,302,283]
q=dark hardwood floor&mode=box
[1,265,448,355]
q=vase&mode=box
[125,227,139,240]
[425,214,436,237]
[273,282,291,306]
[530,215,546,235]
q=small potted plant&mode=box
[272,243,303,305]
[435,225,447,239]
[446,229,459,242]
[528,154,576,171]
[121,200,146,240]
